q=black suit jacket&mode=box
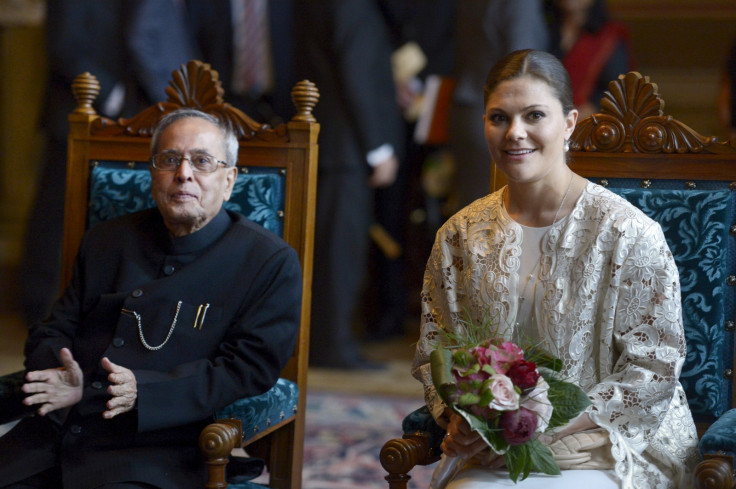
[294,0,404,173]
[186,0,297,123]
[1,209,301,489]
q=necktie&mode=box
[231,0,273,96]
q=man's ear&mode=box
[223,166,238,201]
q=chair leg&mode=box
[257,420,301,489]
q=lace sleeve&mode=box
[587,221,686,450]
[411,225,469,422]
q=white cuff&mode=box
[366,144,395,168]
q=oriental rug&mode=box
[302,391,437,489]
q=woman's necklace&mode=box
[517,172,575,310]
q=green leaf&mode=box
[478,386,494,407]
[527,439,560,476]
[452,408,507,454]
[481,364,497,375]
[458,392,481,406]
[504,444,530,482]
[453,350,473,367]
[542,373,592,431]
[430,348,456,405]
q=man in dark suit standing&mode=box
[20,0,197,328]
[186,0,296,127]
[0,109,301,488]
[295,0,405,369]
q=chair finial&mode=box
[71,72,100,115]
[291,80,320,123]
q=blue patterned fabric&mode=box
[88,161,285,237]
[601,180,735,422]
[227,482,267,489]
[216,378,299,441]
[699,407,736,457]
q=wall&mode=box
[0,3,46,268]
[609,0,736,137]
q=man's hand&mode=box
[101,357,137,419]
[22,347,83,416]
[368,154,399,188]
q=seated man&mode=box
[0,109,302,489]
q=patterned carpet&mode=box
[302,390,437,489]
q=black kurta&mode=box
[0,208,301,488]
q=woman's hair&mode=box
[483,49,574,115]
[150,108,239,166]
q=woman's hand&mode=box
[441,411,506,468]
[441,411,488,458]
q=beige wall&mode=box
[609,0,736,137]
[0,21,46,268]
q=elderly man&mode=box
[0,109,302,488]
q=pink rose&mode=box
[500,407,538,445]
[520,378,553,432]
[488,374,520,411]
[490,342,525,374]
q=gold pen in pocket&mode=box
[193,303,210,330]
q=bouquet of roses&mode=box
[429,337,591,487]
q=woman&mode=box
[411,49,699,488]
[545,0,633,118]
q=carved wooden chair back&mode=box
[64,60,319,489]
[562,73,736,487]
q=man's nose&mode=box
[174,158,195,180]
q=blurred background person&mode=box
[185,0,297,127]
[20,0,195,327]
[545,0,634,119]
[295,0,405,369]
[362,0,457,342]
[448,0,549,212]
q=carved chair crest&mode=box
[70,59,318,142]
[571,72,736,154]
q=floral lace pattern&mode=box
[412,183,700,488]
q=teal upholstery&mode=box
[603,181,735,423]
[88,160,285,236]
[402,405,445,459]
[699,408,736,458]
[216,377,299,442]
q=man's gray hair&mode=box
[150,108,239,166]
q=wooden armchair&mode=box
[380,72,736,489]
[0,60,319,489]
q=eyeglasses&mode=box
[151,152,229,173]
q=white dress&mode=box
[413,182,700,488]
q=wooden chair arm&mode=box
[695,453,735,489]
[199,419,242,489]
[380,432,441,489]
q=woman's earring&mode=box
[564,139,570,152]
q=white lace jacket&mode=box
[412,183,700,488]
